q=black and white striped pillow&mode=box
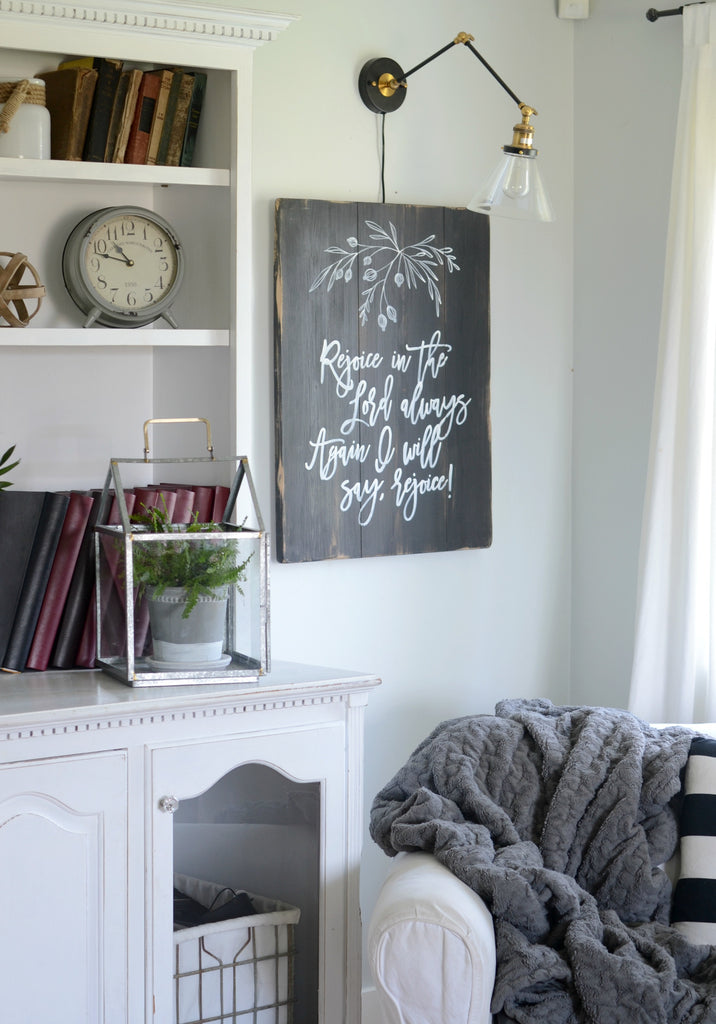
[671,736,716,944]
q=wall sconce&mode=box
[358,31,555,223]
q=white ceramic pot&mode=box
[147,586,229,664]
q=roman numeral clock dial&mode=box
[63,205,184,328]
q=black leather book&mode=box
[2,491,69,672]
[0,491,47,666]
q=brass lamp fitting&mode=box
[508,104,538,154]
[376,71,403,99]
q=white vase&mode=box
[0,78,51,159]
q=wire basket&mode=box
[173,873,300,1024]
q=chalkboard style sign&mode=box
[274,198,491,562]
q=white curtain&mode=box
[629,2,716,723]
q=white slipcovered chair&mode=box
[368,851,496,1024]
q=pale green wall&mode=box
[245,0,575,987]
[571,0,682,709]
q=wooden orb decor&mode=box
[0,251,45,327]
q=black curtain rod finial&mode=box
[646,6,681,20]
[647,4,705,20]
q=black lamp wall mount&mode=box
[358,31,553,222]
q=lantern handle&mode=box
[142,417,214,462]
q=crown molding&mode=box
[0,0,297,56]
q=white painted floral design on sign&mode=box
[309,219,460,331]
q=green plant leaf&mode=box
[130,500,252,618]
[0,445,20,487]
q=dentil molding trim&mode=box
[0,691,352,743]
[0,0,296,46]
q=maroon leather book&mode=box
[25,491,94,671]
[191,486,214,523]
[212,485,230,523]
[170,487,195,525]
[51,490,103,669]
[131,488,178,657]
[160,483,214,523]
[75,491,136,669]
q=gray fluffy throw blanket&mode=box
[369,699,716,1023]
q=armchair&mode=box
[367,707,716,1024]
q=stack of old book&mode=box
[37,56,207,165]
[0,483,230,674]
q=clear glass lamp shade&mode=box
[467,150,555,222]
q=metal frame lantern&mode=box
[93,419,269,686]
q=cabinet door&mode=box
[0,750,128,1024]
[148,723,351,1024]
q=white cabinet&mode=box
[0,0,295,486]
[0,662,379,1024]
[0,750,128,1023]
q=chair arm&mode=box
[367,851,496,1024]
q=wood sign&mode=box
[274,198,491,562]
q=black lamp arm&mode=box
[463,39,523,109]
[358,30,534,127]
[399,31,524,111]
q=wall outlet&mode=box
[558,0,589,17]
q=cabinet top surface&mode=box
[0,661,381,730]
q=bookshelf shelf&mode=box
[0,328,230,347]
[0,156,230,187]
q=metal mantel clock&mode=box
[62,205,184,328]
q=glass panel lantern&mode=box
[94,452,269,686]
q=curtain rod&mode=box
[646,3,704,20]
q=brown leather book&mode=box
[54,56,123,161]
[38,68,98,160]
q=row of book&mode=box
[0,483,230,675]
[38,56,207,165]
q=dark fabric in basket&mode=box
[173,886,255,929]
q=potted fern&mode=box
[131,501,252,668]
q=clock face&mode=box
[83,211,179,313]
[63,206,184,328]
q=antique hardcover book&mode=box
[124,71,162,164]
[2,491,69,672]
[156,70,194,166]
[144,69,174,166]
[57,56,124,161]
[179,71,207,167]
[105,68,143,162]
[38,68,98,160]
[25,491,94,671]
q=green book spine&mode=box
[179,72,207,168]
